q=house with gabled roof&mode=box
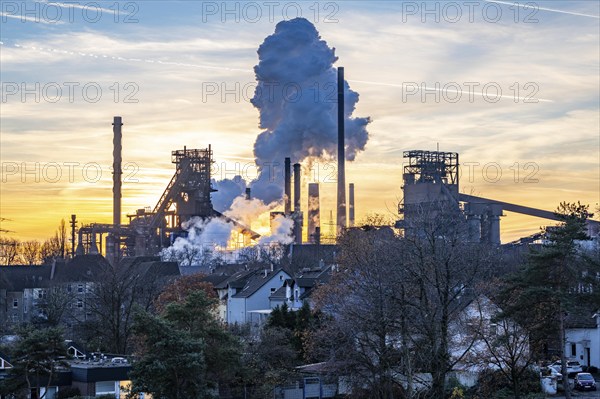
[565,309,600,369]
[226,268,291,325]
[65,341,87,360]
[0,352,12,371]
[269,266,331,310]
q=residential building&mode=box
[565,310,600,368]
[226,268,291,325]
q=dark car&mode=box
[574,373,597,391]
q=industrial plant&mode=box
[71,67,599,267]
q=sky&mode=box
[1,0,599,243]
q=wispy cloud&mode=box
[348,79,554,103]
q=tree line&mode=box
[1,202,598,399]
[0,219,69,265]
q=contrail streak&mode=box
[484,0,600,19]
[0,12,64,24]
[0,41,249,73]
[36,0,124,15]
[1,41,554,102]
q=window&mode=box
[77,299,83,308]
[571,343,577,357]
[294,290,299,302]
[12,299,18,308]
[96,381,116,395]
[270,288,276,294]
[78,284,84,293]
[67,284,72,293]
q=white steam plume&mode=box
[211,17,370,210]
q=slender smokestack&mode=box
[337,67,346,235]
[293,163,302,244]
[245,187,251,200]
[308,183,320,243]
[284,157,291,215]
[349,183,355,227]
[113,116,122,227]
[293,163,301,212]
[70,214,77,258]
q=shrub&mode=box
[57,387,81,399]
[472,368,540,399]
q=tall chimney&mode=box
[70,214,77,258]
[113,116,122,227]
[293,163,301,212]
[336,67,346,235]
[284,157,291,215]
[245,187,251,200]
[293,163,302,244]
[349,183,355,227]
[110,116,123,266]
[308,183,320,243]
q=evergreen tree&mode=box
[499,202,592,399]
[129,290,241,398]
[0,326,67,399]
[129,312,207,399]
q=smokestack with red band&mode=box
[349,183,355,227]
[308,183,320,243]
[284,157,291,215]
[337,67,346,235]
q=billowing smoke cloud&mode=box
[211,176,246,213]
[212,17,370,210]
[224,195,272,226]
[161,217,234,265]
[259,214,294,245]
[161,213,295,265]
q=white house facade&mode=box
[565,312,600,368]
[227,269,291,325]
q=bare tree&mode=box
[399,203,494,398]
[41,236,61,263]
[39,220,69,263]
[34,286,77,327]
[461,295,534,399]
[82,260,175,354]
[309,204,495,398]
[21,240,42,265]
[310,226,408,398]
[0,237,21,265]
[57,219,67,259]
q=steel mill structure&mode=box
[75,117,259,265]
[397,150,600,244]
[73,68,598,265]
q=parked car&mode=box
[551,360,583,376]
[542,365,562,382]
[574,373,597,391]
[546,365,563,382]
